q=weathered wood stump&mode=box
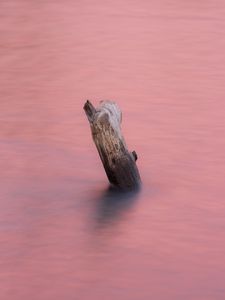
[84,100,141,189]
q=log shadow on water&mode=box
[93,185,140,227]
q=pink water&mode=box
[1,1,225,299]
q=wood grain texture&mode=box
[84,100,141,189]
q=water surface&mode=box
[1,1,225,299]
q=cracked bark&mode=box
[84,100,141,189]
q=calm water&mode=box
[1,1,225,299]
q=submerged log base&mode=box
[84,100,141,189]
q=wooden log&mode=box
[83,100,141,189]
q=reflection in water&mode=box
[93,185,140,227]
